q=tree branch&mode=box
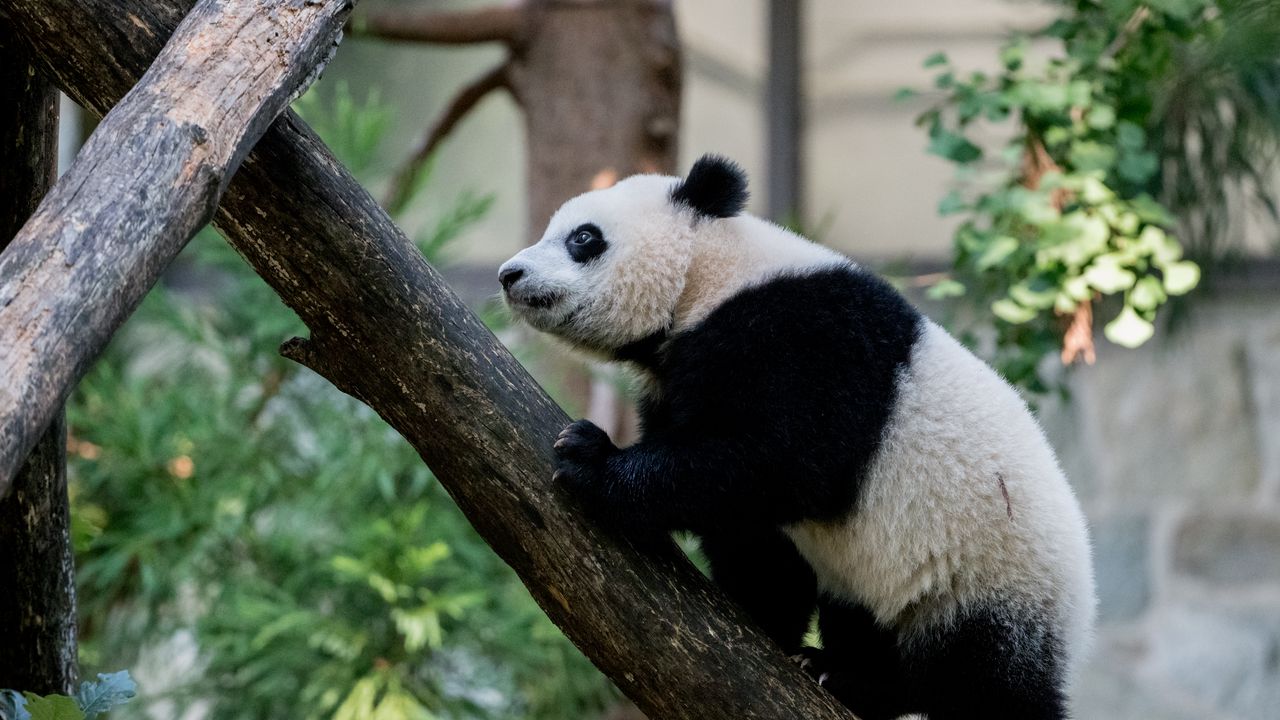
[0,27,77,695]
[383,62,510,212]
[351,3,523,45]
[3,1,857,717]
[0,0,353,492]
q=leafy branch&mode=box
[915,0,1279,391]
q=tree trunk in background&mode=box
[0,29,77,695]
[510,0,680,241]
[766,0,804,225]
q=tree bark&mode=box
[1,1,856,718]
[0,29,77,695]
[0,0,354,493]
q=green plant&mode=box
[68,83,614,719]
[2,671,137,720]
[915,0,1280,391]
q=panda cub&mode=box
[498,155,1095,720]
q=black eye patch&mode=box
[566,223,608,263]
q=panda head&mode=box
[498,154,749,357]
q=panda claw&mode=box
[818,672,830,687]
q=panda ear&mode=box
[670,154,749,219]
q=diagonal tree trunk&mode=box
[0,1,856,717]
[0,0,354,493]
[0,28,76,696]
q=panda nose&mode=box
[499,266,525,291]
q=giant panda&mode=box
[497,154,1096,720]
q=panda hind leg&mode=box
[900,603,1070,720]
[699,527,817,655]
[806,596,917,720]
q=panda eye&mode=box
[566,224,607,263]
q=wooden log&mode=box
[0,1,857,717]
[0,0,355,493]
[0,28,77,696]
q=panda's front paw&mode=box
[553,420,619,511]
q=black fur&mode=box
[805,599,1067,720]
[566,223,608,263]
[555,264,920,529]
[612,329,669,367]
[670,154,749,219]
[554,264,1070,719]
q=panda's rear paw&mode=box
[789,646,828,678]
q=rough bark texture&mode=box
[0,29,77,695]
[2,1,856,717]
[0,0,355,493]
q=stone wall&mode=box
[1039,284,1280,720]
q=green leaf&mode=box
[1078,175,1114,205]
[1115,121,1147,150]
[1009,279,1058,310]
[20,695,83,720]
[927,129,983,164]
[1064,274,1092,301]
[1015,82,1071,113]
[1067,79,1092,107]
[999,40,1025,70]
[1163,260,1201,295]
[992,299,1038,324]
[1130,276,1168,311]
[1083,255,1137,293]
[925,279,966,300]
[893,87,919,102]
[1137,225,1183,266]
[1147,0,1209,21]
[1104,306,1156,348]
[1087,104,1116,130]
[1130,194,1176,226]
[976,235,1020,271]
[1069,141,1116,172]
[1117,150,1159,184]
[924,51,949,68]
[74,671,137,720]
[938,191,968,215]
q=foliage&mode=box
[916,0,1280,391]
[1,671,137,720]
[68,85,614,719]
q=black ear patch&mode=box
[670,154,749,219]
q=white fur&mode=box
[784,322,1096,674]
[500,174,843,354]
